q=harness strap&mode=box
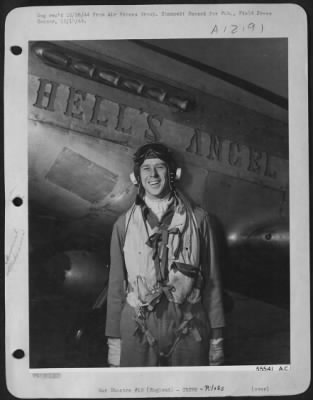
[145,284,175,309]
[133,308,202,361]
[133,315,157,347]
[159,311,202,360]
[146,227,181,284]
[160,229,169,280]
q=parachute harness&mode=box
[131,206,202,365]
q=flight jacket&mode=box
[105,196,225,338]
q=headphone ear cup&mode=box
[175,168,182,181]
[129,172,138,185]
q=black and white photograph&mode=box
[27,37,290,369]
[4,4,310,398]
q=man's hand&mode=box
[209,338,224,366]
[107,337,121,367]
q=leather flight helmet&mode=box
[130,142,181,188]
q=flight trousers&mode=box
[120,297,210,367]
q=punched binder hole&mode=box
[12,349,25,359]
[13,197,23,207]
[10,46,22,55]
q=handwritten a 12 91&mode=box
[210,23,264,35]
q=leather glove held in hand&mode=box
[209,338,224,366]
[107,338,121,367]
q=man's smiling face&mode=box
[140,158,170,199]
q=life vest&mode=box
[123,193,201,307]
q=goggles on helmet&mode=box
[133,143,174,167]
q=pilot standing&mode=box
[105,143,225,367]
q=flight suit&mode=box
[105,194,225,367]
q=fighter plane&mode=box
[27,39,289,367]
